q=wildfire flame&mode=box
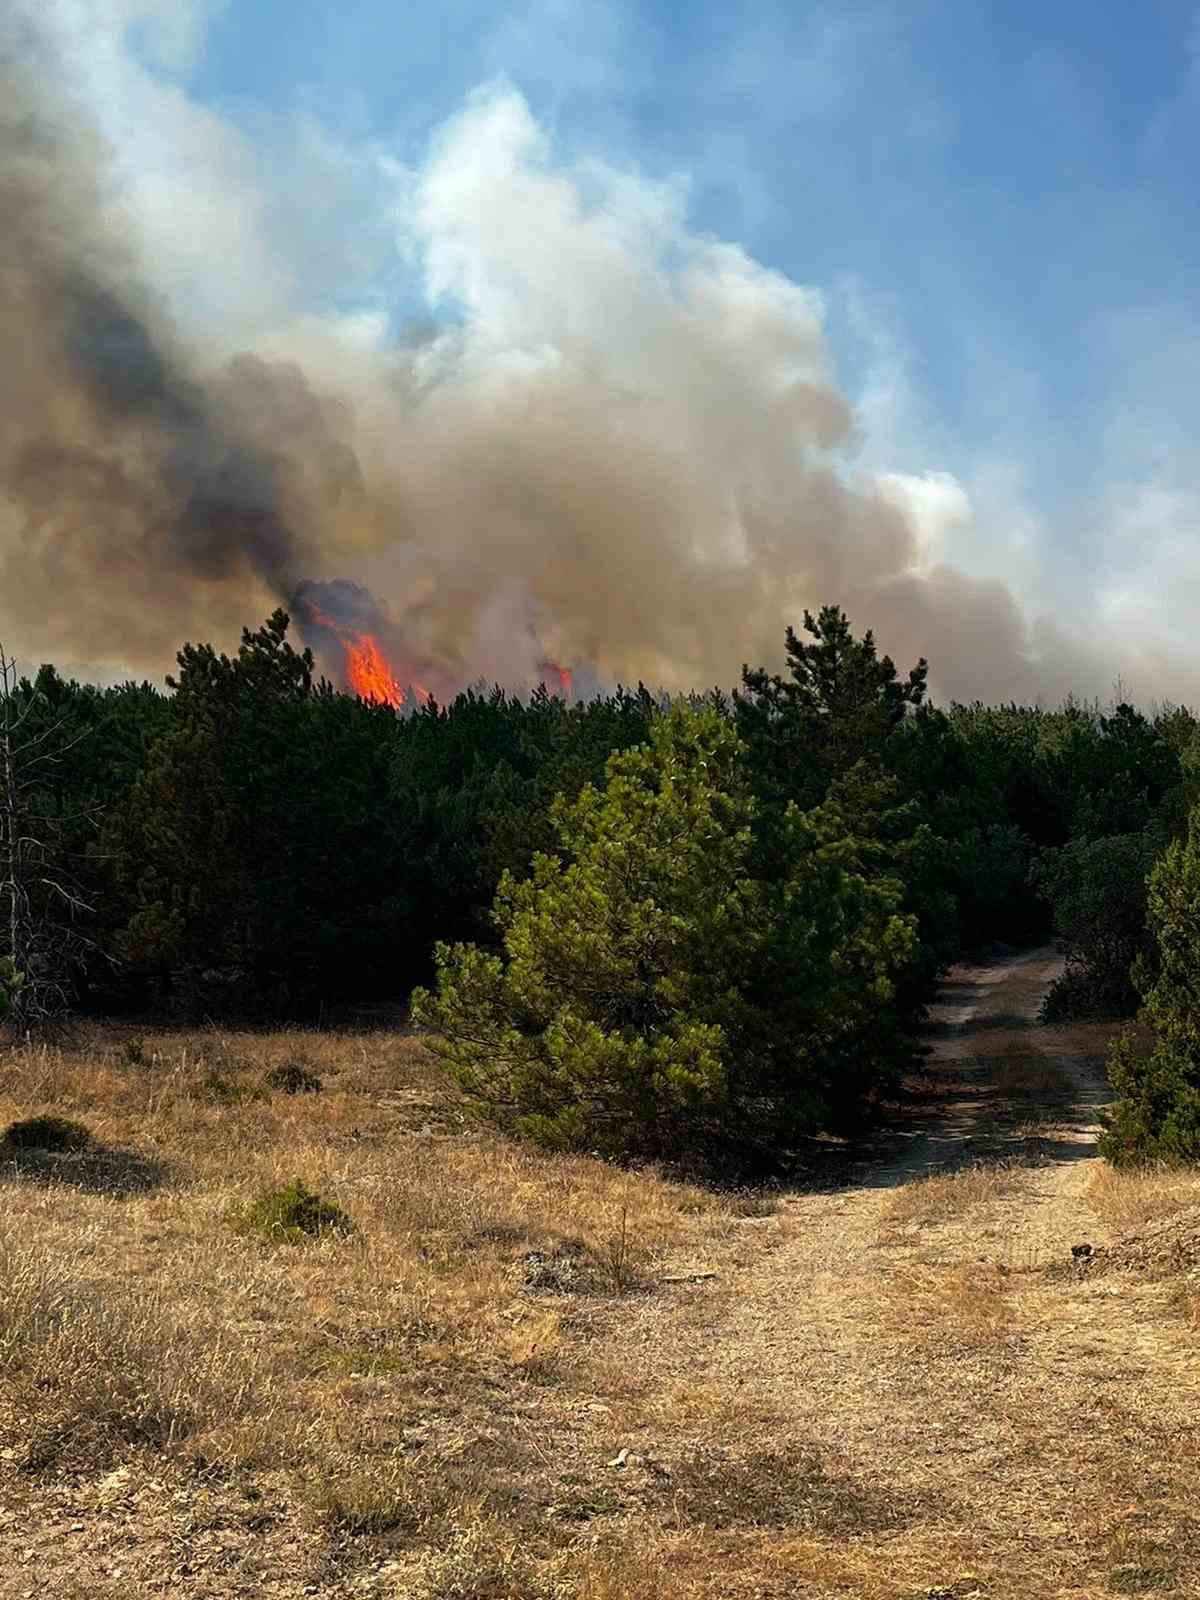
[539,661,574,700]
[301,598,429,708]
[345,632,406,709]
[299,590,572,708]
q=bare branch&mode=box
[0,639,103,1032]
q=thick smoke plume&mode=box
[0,14,1181,703]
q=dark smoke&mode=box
[0,17,367,677]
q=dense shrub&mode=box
[1037,832,1158,1021]
[413,705,918,1167]
[1100,814,1200,1164]
[1103,1037,1200,1165]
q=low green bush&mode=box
[198,1069,269,1106]
[233,1181,355,1244]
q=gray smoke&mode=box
[0,17,371,671]
[0,14,1189,704]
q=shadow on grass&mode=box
[0,1144,174,1196]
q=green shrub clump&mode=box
[2,1115,92,1153]
[1037,832,1157,1022]
[263,1062,323,1094]
[233,1181,355,1244]
[413,704,918,1168]
[1100,811,1200,1164]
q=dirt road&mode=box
[631,948,1200,1597]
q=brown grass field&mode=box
[1,950,1199,1598]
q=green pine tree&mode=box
[412,703,917,1166]
[737,605,928,813]
[104,610,407,1013]
[1100,811,1200,1163]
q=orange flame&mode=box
[346,633,406,708]
[302,598,430,708]
[539,661,574,700]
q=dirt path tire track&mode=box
[627,947,1200,1597]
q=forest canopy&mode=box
[2,604,1197,1164]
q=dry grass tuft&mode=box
[0,1231,270,1472]
[306,1454,455,1539]
[993,1048,1064,1100]
[656,1442,922,1536]
[1088,1160,1200,1230]
[555,1542,693,1599]
[879,1258,1013,1349]
[1166,1277,1200,1327]
[409,1519,567,1599]
[1099,1205,1200,1278]
[884,1160,1023,1229]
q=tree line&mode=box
[2,604,1198,1167]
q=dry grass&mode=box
[877,1257,1014,1349]
[0,1024,764,1596]
[883,1159,1023,1228]
[2,1000,1200,1600]
[1165,1277,1200,1329]
[0,1233,273,1473]
[993,1047,1064,1100]
[1087,1160,1200,1230]
[653,1442,926,1536]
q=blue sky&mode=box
[151,3,1197,540]
[17,0,1200,697]
[175,0,1200,480]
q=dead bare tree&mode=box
[0,645,100,1033]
